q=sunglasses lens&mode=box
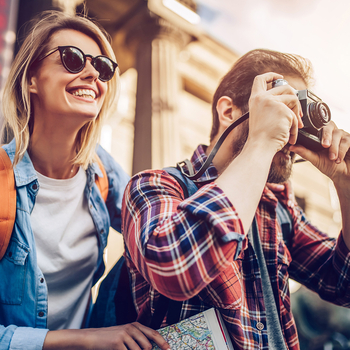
[94,57,115,82]
[62,47,85,73]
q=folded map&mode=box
[152,308,234,349]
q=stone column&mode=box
[130,15,188,174]
[53,0,84,14]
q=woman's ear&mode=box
[29,73,38,94]
[216,96,242,129]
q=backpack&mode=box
[90,166,294,329]
[0,147,109,260]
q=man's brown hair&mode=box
[210,49,314,141]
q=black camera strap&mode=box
[177,111,306,179]
[177,112,249,180]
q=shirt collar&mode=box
[187,144,219,184]
[86,159,104,190]
[3,138,37,187]
[188,144,288,206]
[3,138,102,187]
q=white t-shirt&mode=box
[31,167,98,330]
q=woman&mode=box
[0,10,169,350]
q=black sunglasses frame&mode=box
[37,45,118,82]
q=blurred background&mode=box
[1,0,350,348]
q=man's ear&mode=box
[216,96,242,129]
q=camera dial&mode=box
[272,79,297,94]
[308,102,331,130]
[271,78,331,152]
[271,79,288,88]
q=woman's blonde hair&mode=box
[1,10,119,167]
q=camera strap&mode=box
[177,112,249,180]
[177,111,306,179]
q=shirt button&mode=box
[256,322,264,331]
[40,278,44,283]
[38,311,44,317]
[32,184,38,190]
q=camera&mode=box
[272,79,331,152]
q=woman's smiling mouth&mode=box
[70,88,96,100]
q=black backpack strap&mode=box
[150,296,183,329]
[276,201,293,250]
[149,166,199,329]
[114,257,138,325]
[150,295,171,329]
[88,256,137,327]
[163,166,198,198]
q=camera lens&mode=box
[307,102,331,129]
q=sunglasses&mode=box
[38,45,118,82]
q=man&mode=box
[121,49,350,349]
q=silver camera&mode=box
[272,79,331,152]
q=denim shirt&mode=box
[0,139,130,350]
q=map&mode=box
[152,312,216,350]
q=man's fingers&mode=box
[289,144,318,166]
[132,323,170,350]
[288,117,299,145]
[319,122,350,163]
[271,94,302,145]
[321,121,336,148]
[269,82,304,129]
[266,183,285,192]
[328,128,342,161]
[275,94,303,128]
[250,72,284,95]
[336,131,350,164]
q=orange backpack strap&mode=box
[0,151,108,261]
[95,155,109,202]
[0,148,16,260]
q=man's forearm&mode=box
[335,185,350,250]
[216,139,276,234]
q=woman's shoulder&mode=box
[95,145,130,185]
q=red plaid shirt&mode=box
[122,145,350,349]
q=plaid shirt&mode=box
[122,144,350,350]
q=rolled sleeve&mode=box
[1,326,48,350]
[178,182,245,256]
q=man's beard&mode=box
[267,149,296,184]
[229,120,295,184]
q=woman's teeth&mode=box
[71,89,96,99]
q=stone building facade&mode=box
[82,0,341,241]
[3,0,341,268]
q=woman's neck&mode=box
[29,132,79,179]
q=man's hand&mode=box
[248,72,304,154]
[43,322,170,350]
[289,121,350,189]
[266,182,296,208]
[290,121,350,250]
